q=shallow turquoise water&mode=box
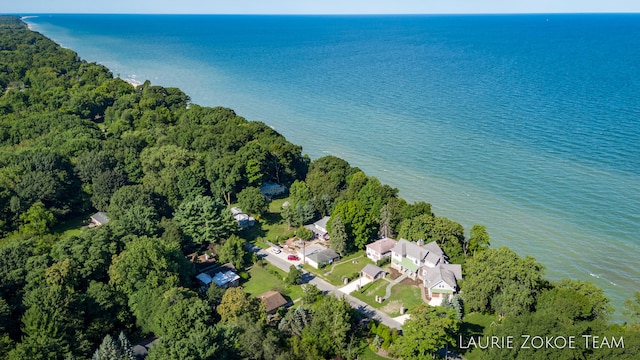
[26,14,640,320]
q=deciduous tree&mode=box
[237,186,267,216]
[218,235,247,270]
[462,247,545,317]
[391,305,459,360]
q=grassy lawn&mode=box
[324,253,376,286]
[240,197,294,244]
[243,263,303,302]
[352,281,423,317]
[359,346,391,360]
[353,280,388,302]
[458,312,497,359]
[386,285,423,313]
[52,215,89,239]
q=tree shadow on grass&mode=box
[240,221,267,241]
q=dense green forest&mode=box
[1,16,639,359]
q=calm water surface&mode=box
[26,14,640,320]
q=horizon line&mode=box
[11,11,640,16]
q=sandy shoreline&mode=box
[21,16,38,30]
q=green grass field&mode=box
[323,252,375,285]
[358,346,391,360]
[458,312,498,359]
[52,215,89,239]
[352,281,423,317]
[243,263,303,302]
[240,197,294,244]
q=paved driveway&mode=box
[339,276,372,294]
[247,242,402,329]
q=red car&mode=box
[287,255,299,261]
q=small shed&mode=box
[361,264,386,281]
[90,211,110,226]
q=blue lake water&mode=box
[26,14,640,320]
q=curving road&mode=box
[248,243,402,329]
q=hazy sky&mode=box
[3,0,640,15]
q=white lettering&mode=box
[611,337,624,348]
[530,336,544,349]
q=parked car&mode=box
[271,248,282,254]
[287,255,299,261]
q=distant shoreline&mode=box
[20,16,38,29]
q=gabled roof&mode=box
[424,264,462,290]
[304,224,327,237]
[298,243,325,257]
[91,211,110,225]
[305,216,331,236]
[212,270,240,287]
[424,251,443,266]
[392,239,445,263]
[314,216,331,232]
[422,241,444,257]
[366,237,398,254]
[392,239,426,260]
[260,182,287,196]
[259,290,289,313]
[361,264,386,278]
[307,248,340,264]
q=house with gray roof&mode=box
[422,263,462,304]
[90,211,110,227]
[304,216,331,240]
[297,243,325,259]
[260,182,287,198]
[306,248,340,269]
[390,239,447,279]
[230,207,255,229]
[361,264,386,281]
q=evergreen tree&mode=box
[329,215,348,255]
[174,195,238,245]
[117,332,135,360]
[92,334,119,360]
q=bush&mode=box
[376,257,390,267]
[285,265,302,285]
[296,226,314,241]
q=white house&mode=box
[304,216,331,240]
[306,248,340,269]
[230,207,255,229]
[365,237,398,262]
